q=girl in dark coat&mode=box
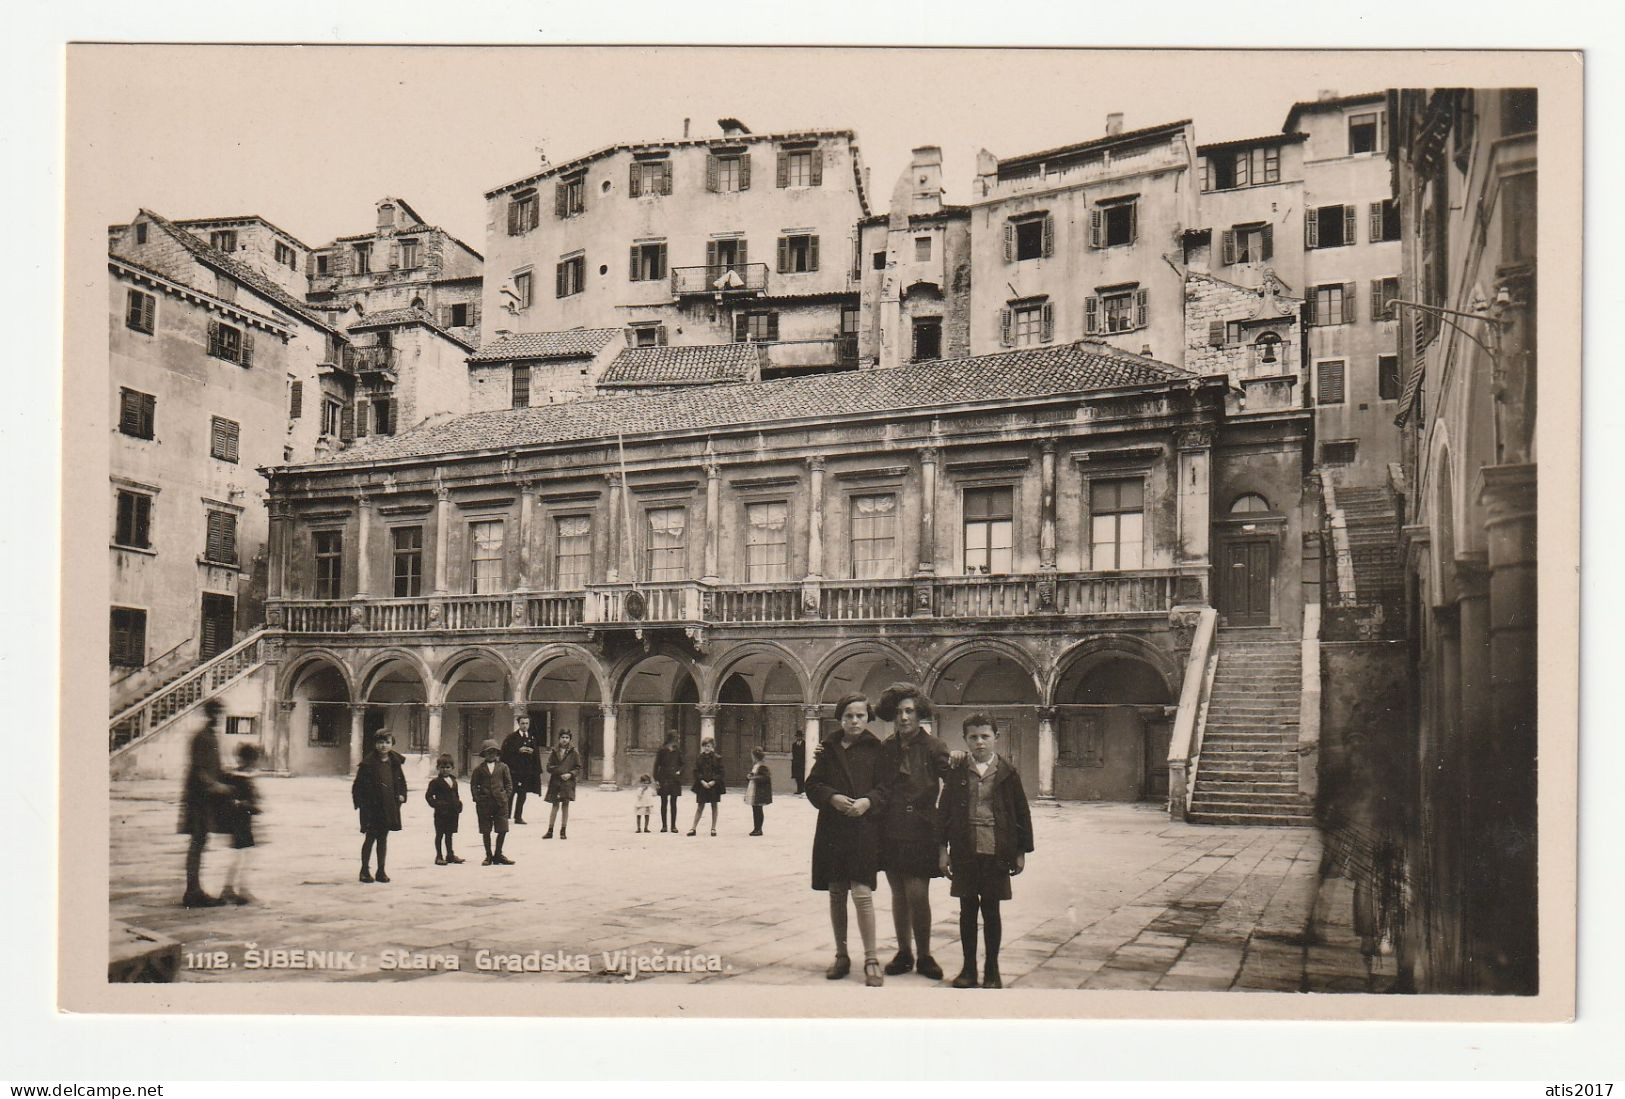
[686,737,725,837]
[806,693,896,987]
[653,735,685,833]
[352,731,408,883]
[744,746,773,836]
[542,731,582,839]
[500,716,543,824]
[876,681,952,981]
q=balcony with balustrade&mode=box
[670,263,769,298]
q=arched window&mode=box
[1231,493,1270,514]
[1254,331,1282,363]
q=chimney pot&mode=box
[1106,112,1124,136]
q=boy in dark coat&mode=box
[542,730,582,839]
[471,739,514,865]
[500,715,542,824]
[352,731,408,883]
[423,752,465,865]
[938,714,1034,989]
[177,699,233,907]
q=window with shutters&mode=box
[850,493,897,579]
[646,507,687,582]
[353,243,372,274]
[1090,478,1145,570]
[1502,89,1537,136]
[1379,355,1401,401]
[963,487,1013,575]
[1005,299,1052,347]
[629,241,668,281]
[114,489,153,549]
[511,364,531,409]
[399,239,421,269]
[1348,111,1384,155]
[508,191,539,235]
[373,397,394,437]
[1007,212,1052,262]
[110,607,147,667]
[735,311,779,343]
[1092,286,1147,334]
[469,519,505,594]
[780,148,820,188]
[1093,198,1138,248]
[321,399,343,438]
[207,321,250,365]
[514,270,535,308]
[745,501,790,581]
[392,526,423,597]
[125,289,156,334]
[118,388,156,439]
[315,253,330,276]
[314,530,343,598]
[912,317,943,362]
[211,229,238,252]
[778,234,819,274]
[554,257,584,298]
[1202,146,1282,192]
[556,174,586,218]
[914,236,932,261]
[709,153,748,193]
[554,515,592,590]
[1222,222,1274,265]
[629,322,664,348]
[1502,172,1537,266]
[630,157,672,197]
[204,509,238,566]
[287,376,304,419]
[1370,276,1401,322]
[1307,203,1357,249]
[209,416,240,463]
[1371,199,1402,243]
[275,241,296,268]
[450,302,472,327]
[1057,713,1106,769]
[1308,283,1355,327]
[1316,360,1347,405]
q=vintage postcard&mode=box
[60,45,1581,1021]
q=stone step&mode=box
[1198,760,1298,775]
[1191,787,1311,804]
[1187,810,1315,827]
[1198,778,1303,794]
[1202,735,1301,748]
[1204,722,1301,733]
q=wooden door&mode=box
[1220,539,1274,625]
[199,593,235,660]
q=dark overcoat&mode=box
[501,731,544,794]
[423,773,464,833]
[878,728,952,875]
[805,730,895,890]
[790,737,807,781]
[691,751,726,803]
[545,745,582,803]
[745,761,774,806]
[177,719,228,836]
[938,754,1035,897]
[471,760,513,817]
[352,749,408,834]
[653,744,685,797]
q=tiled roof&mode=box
[347,307,475,352]
[311,341,1198,466]
[997,119,1192,172]
[174,214,311,250]
[467,329,621,363]
[141,210,337,335]
[1196,132,1308,154]
[1282,92,1385,132]
[598,344,763,387]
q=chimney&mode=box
[1106,112,1124,136]
[1317,89,1339,101]
[910,146,944,215]
[718,118,751,137]
[683,117,691,139]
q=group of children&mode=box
[631,742,774,836]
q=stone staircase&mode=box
[1331,483,1403,614]
[1188,627,1312,826]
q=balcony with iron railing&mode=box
[351,345,399,380]
[670,263,769,297]
[268,568,1189,637]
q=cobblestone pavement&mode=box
[110,775,1390,991]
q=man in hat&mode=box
[470,739,515,866]
[178,699,233,907]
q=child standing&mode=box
[219,742,262,905]
[542,731,582,840]
[352,731,408,884]
[744,746,773,836]
[686,738,726,837]
[424,753,465,865]
[471,739,515,866]
[937,714,1034,989]
[633,773,656,833]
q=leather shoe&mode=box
[915,956,944,981]
[882,952,914,976]
[825,956,851,980]
[981,966,1003,989]
[952,967,979,989]
[181,890,225,908]
[374,871,391,883]
[358,869,373,884]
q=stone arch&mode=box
[704,640,813,706]
[923,639,1044,702]
[1046,634,1180,707]
[436,645,518,696]
[811,639,923,702]
[277,648,357,701]
[357,648,435,702]
[516,643,612,706]
[611,643,702,704]
[1429,433,1461,607]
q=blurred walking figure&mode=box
[177,699,233,908]
[542,730,581,839]
[218,742,262,905]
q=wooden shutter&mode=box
[555,181,567,218]
[1002,222,1015,262]
[1128,202,1138,244]
[340,402,355,442]
[1343,205,1357,246]
[507,200,520,236]
[736,239,747,267]
[1305,208,1319,248]
[140,293,155,333]
[776,150,789,188]
[999,308,1013,347]
[1135,288,1149,329]
[628,161,641,197]
[240,332,254,367]
[734,313,748,341]
[706,156,719,192]
[207,511,236,564]
[1040,301,1054,342]
[207,319,222,357]
[765,313,779,341]
[1221,229,1236,265]
[656,324,668,346]
[290,380,303,419]
[1342,282,1357,324]
[1085,296,1098,334]
[1208,320,1226,347]
[1090,209,1103,249]
[661,161,673,195]
[1369,202,1383,242]
[1370,280,1383,322]
[355,399,369,438]
[738,153,751,190]
[556,263,567,298]
[810,148,823,186]
[1041,213,1054,257]
[706,240,718,269]
[1199,157,1209,191]
[469,302,480,328]
[777,237,789,274]
[1261,223,1274,260]
[808,236,819,272]
[119,390,140,434]
[1305,291,1317,326]
[629,245,641,281]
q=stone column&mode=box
[267,499,289,601]
[1037,706,1058,800]
[702,458,722,584]
[1455,552,1492,778]
[803,704,823,749]
[1176,429,1213,605]
[516,479,535,592]
[354,494,373,596]
[426,703,445,762]
[1039,440,1058,570]
[698,702,718,746]
[806,457,826,579]
[275,699,297,774]
[598,704,620,790]
[606,473,624,584]
[913,446,939,618]
[348,703,367,770]
[432,484,451,595]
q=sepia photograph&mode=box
[58,43,1580,1024]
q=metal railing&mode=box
[109,630,269,753]
[670,263,769,296]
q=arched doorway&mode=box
[441,651,513,775]
[816,644,919,741]
[361,655,431,768]
[714,650,805,789]
[284,656,353,775]
[524,652,605,781]
[1052,652,1174,801]
[620,654,700,785]
[929,648,1042,793]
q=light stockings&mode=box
[828,882,878,961]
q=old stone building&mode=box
[478,120,870,381]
